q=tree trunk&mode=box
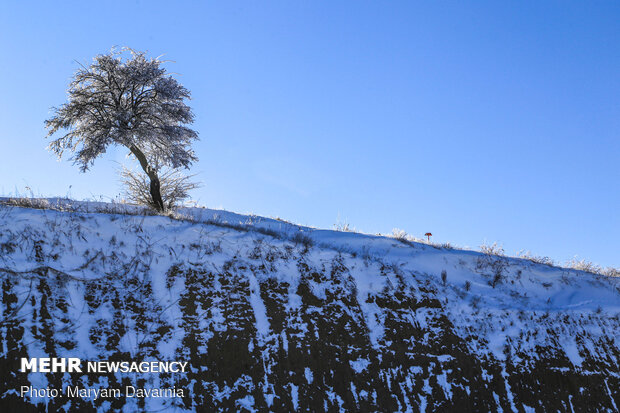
[129,145,165,212]
[149,174,165,212]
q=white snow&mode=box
[1,198,619,411]
[304,367,313,384]
[349,358,371,373]
[563,337,584,367]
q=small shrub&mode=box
[1,197,52,210]
[120,166,200,211]
[291,232,314,248]
[566,258,602,275]
[491,273,502,288]
[480,242,505,256]
[391,228,409,241]
[334,220,355,232]
[390,228,426,246]
[477,242,508,280]
[518,250,554,266]
[256,227,281,239]
[471,295,481,309]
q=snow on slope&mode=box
[0,199,618,412]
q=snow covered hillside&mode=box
[1,199,619,412]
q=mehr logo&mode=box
[21,358,82,373]
[20,358,189,373]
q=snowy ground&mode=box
[0,199,618,412]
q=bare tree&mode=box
[45,47,198,211]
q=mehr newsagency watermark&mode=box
[19,357,187,400]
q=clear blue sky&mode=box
[1,1,618,267]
